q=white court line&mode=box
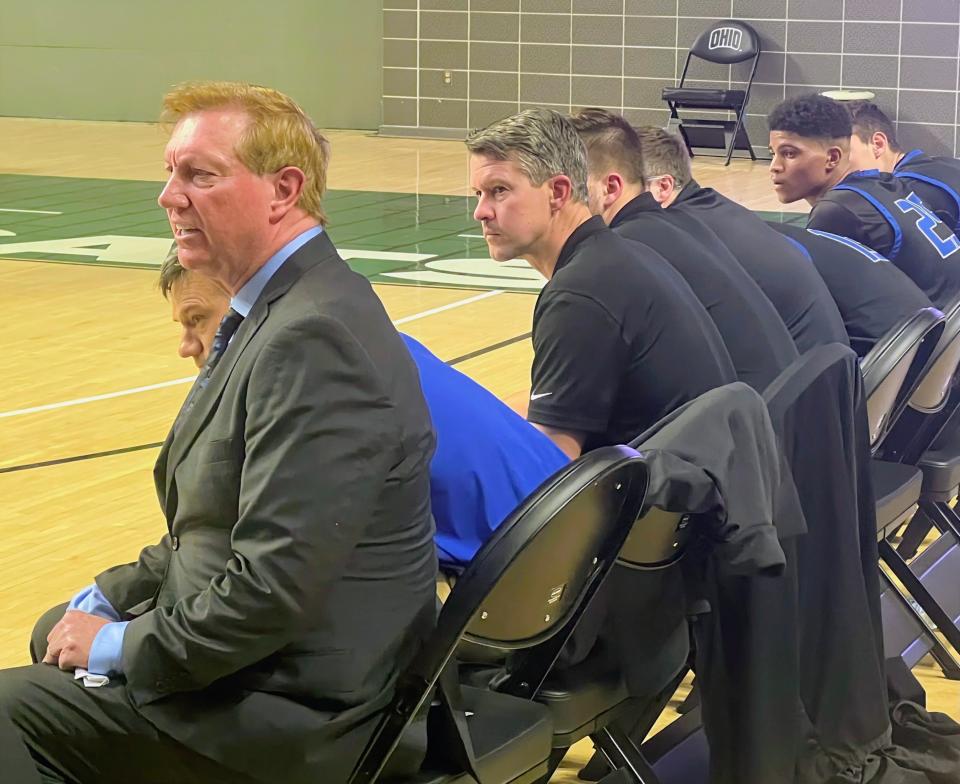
[0,377,197,420]
[392,289,502,325]
[0,289,504,419]
[0,208,63,215]
[457,233,484,239]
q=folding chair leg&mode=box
[879,538,960,654]
[880,568,960,680]
[897,505,936,559]
[593,725,661,784]
[924,499,960,540]
[534,746,569,784]
[724,111,748,166]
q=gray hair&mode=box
[465,108,589,203]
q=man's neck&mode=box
[806,161,857,207]
[606,184,645,225]
[222,214,319,294]
[525,204,593,280]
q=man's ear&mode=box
[603,172,625,209]
[648,175,677,207]
[825,145,845,171]
[271,166,307,218]
[547,174,575,211]
[872,131,889,158]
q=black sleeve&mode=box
[528,290,628,435]
[807,199,867,242]
[807,197,895,256]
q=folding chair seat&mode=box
[661,19,761,165]
[918,436,960,502]
[348,446,649,784]
[408,687,551,784]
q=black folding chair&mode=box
[860,306,943,454]
[662,19,761,165]
[348,445,649,784]
[867,295,960,678]
[530,503,694,784]
[857,307,960,678]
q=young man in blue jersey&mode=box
[155,249,569,572]
[847,101,960,233]
[768,93,960,308]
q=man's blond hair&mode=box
[635,126,692,189]
[162,81,332,225]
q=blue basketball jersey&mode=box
[809,170,960,308]
[401,334,569,569]
[894,148,960,234]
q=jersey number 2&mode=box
[895,191,960,259]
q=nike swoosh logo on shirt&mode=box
[530,391,553,400]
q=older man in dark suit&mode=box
[0,81,437,784]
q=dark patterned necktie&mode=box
[207,308,245,374]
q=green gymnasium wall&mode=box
[0,2,381,128]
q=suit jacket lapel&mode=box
[158,232,339,521]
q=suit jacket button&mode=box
[171,536,180,550]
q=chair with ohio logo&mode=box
[661,19,762,166]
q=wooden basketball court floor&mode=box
[0,117,956,779]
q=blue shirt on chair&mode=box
[71,328,568,674]
[401,334,570,570]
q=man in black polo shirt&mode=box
[570,108,797,391]
[847,101,960,232]
[631,126,848,353]
[767,93,960,308]
[466,108,735,456]
[771,222,934,355]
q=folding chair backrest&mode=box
[617,503,691,570]
[349,445,648,783]
[685,19,760,72]
[860,307,944,450]
[909,294,960,414]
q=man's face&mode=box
[158,108,277,286]
[470,154,554,262]
[585,172,608,217]
[170,273,231,368]
[768,130,838,204]
[847,133,876,172]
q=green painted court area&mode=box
[0,173,803,292]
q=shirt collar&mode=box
[610,192,661,228]
[231,226,324,317]
[554,215,607,275]
[671,179,704,206]
[896,149,925,170]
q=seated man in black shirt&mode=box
[630,126,848,353]
[771,222,933,356]
[569,107,797,391]
[768,93,960,308]
[847,101,960,232]
[465,108,736,456]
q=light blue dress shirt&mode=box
[74,226,324,676]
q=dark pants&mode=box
[2,604,252,784]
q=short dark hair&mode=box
[158,242,185,299]
[847,101,901,151]
[768,94,852,142]
[569,108,646,186]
